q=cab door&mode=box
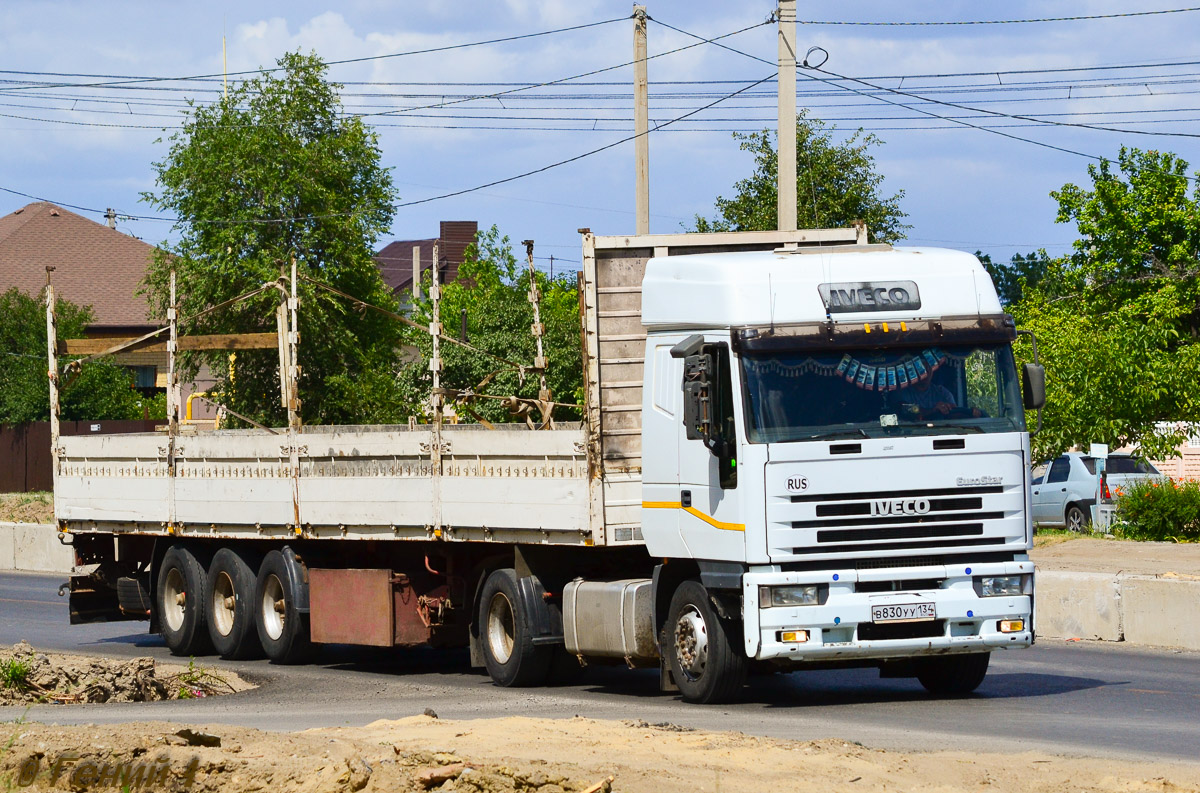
[676,342,745,560]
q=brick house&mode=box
[0,201,215,412]
[374,220,477,304]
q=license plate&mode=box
[871,602,936,623]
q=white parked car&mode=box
[1031,452,1162,531]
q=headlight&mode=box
[759,584,822,607]
[974,575,1026,597]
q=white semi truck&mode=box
[50,226,1044,704]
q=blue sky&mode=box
[2,1,1198,273]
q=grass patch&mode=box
[0,659,30,692]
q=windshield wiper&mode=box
[805,428,870,441]
[928,423,985,435]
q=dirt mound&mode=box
[0,492,53,525]
[0,642,247,705]
[0,720,606,793]
[2,715,1197,793]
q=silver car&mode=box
[1031,452,1161,530]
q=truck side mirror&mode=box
[1022,363,1045,410]
[681,351,713,442]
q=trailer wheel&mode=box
[157,545,213,656]
[206,548,263,660]
[478,568,551,687]
[665,580,747,704]
[916,652,990,697]
[255,550,312,664]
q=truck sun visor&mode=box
[733,314,1016,353]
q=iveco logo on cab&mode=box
[870,498,931,516]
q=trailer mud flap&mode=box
[518,574,563,646]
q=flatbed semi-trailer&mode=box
[50,227,1044,703]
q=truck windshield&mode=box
[740,343,1026,443]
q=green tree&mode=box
[141,51,403,427]
[692,111,909,242]
[976,250,1050,307]
[398,227,583,424]
[1012,147,1200,461]
[0,288,162,423]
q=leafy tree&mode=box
[398,226,583,424]
[141,51,403,427]
[976,250,1050,307]
[1012,147,1200,461]
[0,288,162,423]
[692,111,909,242]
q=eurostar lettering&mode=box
[870,498,931,517]
[818,280,922,314]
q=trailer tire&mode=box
[255,550,312,664]
[916,651,990,697]
[206,548,263,660]
[665,580,747,704]
[157,545,213,656]
[478,568,551,687]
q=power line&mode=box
[392,74,776,208]
[0,16,630,93]
[794,7,1200,26]
[0,75,776,224]
[806,62,1200,140]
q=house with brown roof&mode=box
[374,220,477,303]
[0,201,219,407]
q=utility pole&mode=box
[777,0,797,232]
[44,268,59,494]
[633,4,650,235]
[523,240,549,404]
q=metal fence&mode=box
[0,420,160,493]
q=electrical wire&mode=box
[794,8,1200,26]
[0,16,630,93]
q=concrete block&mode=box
[1034,570,1123,641]
[0,521,72,573]
[1122,576,1200,651]
[0,523,15,570]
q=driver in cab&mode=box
[903,377,958,419]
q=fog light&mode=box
[778,630,809,643]
[999,619,1025,633]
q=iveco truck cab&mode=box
[639,242,1042,702]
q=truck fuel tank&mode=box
[563,579,658,664]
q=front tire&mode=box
[916,652,990,696]
[255,550,312,664]
[157,544,213,656]
[206,547,263,660]
[478,568,551,687]
[665,580,747,704]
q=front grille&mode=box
[858,619,945,641]
[790,484,1003,503]
[816,522,984,543]
[855,578,943,593]
[782,484,1010,556]
[793,536,999,555]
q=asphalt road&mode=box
[3,571,1198,762]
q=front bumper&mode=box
[743,559,1033,662]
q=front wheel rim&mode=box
[674,605,709,682]
[486,592,516,664]
[261,573,286,641]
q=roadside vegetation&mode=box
[1115,478,1200,542]
[0,493,53,525]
